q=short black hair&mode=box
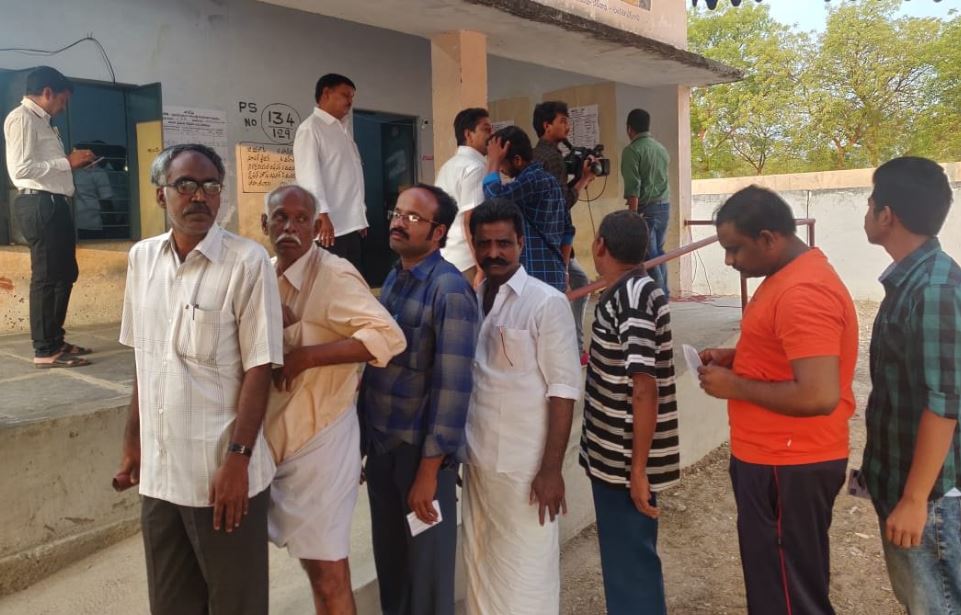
[150,144,226,186]
[469,198,525,239]
[453,108,489,146]
[492,126,533,162]
[25,66,73,96]
[532,101,569,137]
[598,210,649,265]
[714,185,796,238]
[314,73,356,103]
[626,108,651,134]
[871,157,952,236]
[412,183,457,248]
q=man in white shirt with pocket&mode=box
[115,143,284,615]
[435,107,491,286]
[293,73,368,272]
[462,198,582,614]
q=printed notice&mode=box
[491,120,514,133]
[163,105,233,221]
[569,104,600,149]
[238,142,295,193]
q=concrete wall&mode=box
[534,0,689,49]
[686,166,961,301]
[0,403,139,596]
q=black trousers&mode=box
[365,440,458,615]
[730,456,847,615]
[12,192,79,356]
[141,489,270,615]
[326,230,364,274]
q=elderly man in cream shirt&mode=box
[261,184,405,615]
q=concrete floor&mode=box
[0,296,742,614]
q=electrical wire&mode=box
[0,36,116,83]
[578,174,609,237]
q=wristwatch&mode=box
[227,442,253,457]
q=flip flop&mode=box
[61,342,93,356]
[34,353,92,369]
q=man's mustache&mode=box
[183,204,212,217]
[390,228,409,240]
[276,233,302,246]
[481,257,509,268]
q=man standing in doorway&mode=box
[116,144,284,614]
[581,210,679,615]
[262,184,406,615]
[4,65,95,367]
[462,199,581,614]
[698,186,858,615]
[483,126,571,293]
[861,157,961,613]
[621,108,670,298]
[436,107,491,286]
[532,100,596,363]
[294,73,368,272]
[359,184,479,615]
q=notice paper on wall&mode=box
[163,106,232,221]
[238,142,295,194]
[491,120,514,133]
[568,104,600,149]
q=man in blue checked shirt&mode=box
[483,125,572,293]
[358,183,479,615]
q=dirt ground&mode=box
[559,301,906,615]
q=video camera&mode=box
[562,140,611,183]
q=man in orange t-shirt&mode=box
[698,186,858,615]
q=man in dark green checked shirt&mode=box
[621,108,670,298]
[862,156,961,613]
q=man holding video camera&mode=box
[532,101,597,363]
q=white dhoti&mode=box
[463,464,560,615]
[268,406,360,561]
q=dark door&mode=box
[354,110,417,288]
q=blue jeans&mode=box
[568,257,589,354]
[591,479,666,615]
[879,496,961,614]
[641,202,670,300]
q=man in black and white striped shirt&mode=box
[579,209,679,615]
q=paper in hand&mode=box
[682,344,703,373]
[406,500,443,537]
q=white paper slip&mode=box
[406,500,443,537]
[682,344,703,373]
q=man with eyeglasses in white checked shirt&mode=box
[115,144,284,615]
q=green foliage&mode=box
[689,0,958,178]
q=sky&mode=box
[761,0,958,32]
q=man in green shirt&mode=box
[621,109,670,298]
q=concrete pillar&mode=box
[430,31,488,175]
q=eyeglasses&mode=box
[387,209,437,226]
[162,178,224,196]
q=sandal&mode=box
[34,352,92,369]
[61,342,93,356]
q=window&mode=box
[0,70,161,243]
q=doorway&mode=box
[353,110,417,288]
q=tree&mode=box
[801,0,940,169]
[688,3,807,177]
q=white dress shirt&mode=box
[293,107,368,236]
[465,266,582,479]
[436,145,487,271]
[119,224,285,507]
[3,97,75,196]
